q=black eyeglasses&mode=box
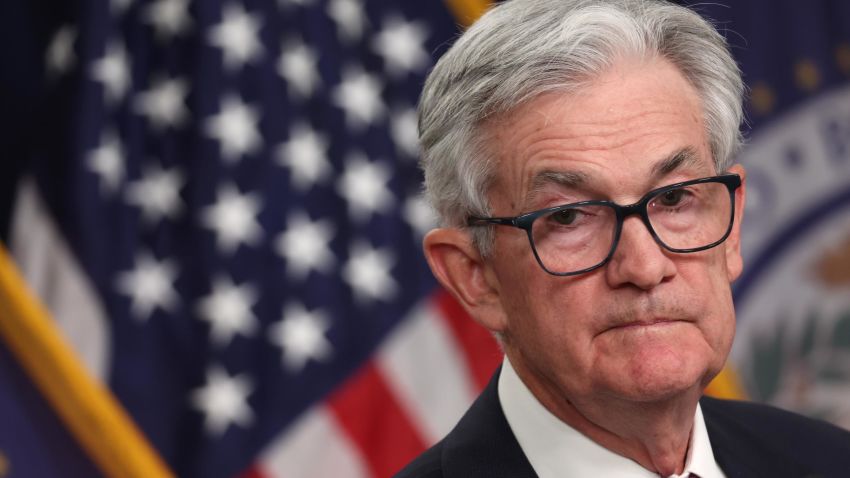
[467,174,742,276]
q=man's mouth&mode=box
[602,318,686,334]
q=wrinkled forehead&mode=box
[480,58,714,209]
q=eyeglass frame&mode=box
[466,174,743,276]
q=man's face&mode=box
[482,58,745,409]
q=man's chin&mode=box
[600,355,712,403]
[616,380,704,404]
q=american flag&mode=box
[8,0,501,476]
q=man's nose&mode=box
[604,216,676,290]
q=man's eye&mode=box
[551,209,579,225]
[658,189,687,206]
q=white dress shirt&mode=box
[498,358,727,478]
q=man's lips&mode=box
[602,318,686,333]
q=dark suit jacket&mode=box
[394,370,850,478]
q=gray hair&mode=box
[418,0,744,254]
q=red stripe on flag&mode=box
[237,466,268,478]
[327,361,427,478]
[434,289,502,391]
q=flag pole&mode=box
[0,243,174,478]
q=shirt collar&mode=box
[497,357,726,478]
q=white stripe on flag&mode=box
[256,405,369,478]
[9,177,111,381]
[377,298,478,444]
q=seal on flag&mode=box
[731,85,850,430]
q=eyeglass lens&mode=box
[530,181,733,274]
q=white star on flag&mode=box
[204,95,262,162]
[276,123,331,190]
[200,184,263,254]
[274,212,336,279]
[196,276,259,347]
[115,253,179,321]
[90,40,131,104]
[191,365,254,436]
[332,67,385,129]
[342,241,398,302]
[46,25,77,77]
[404,194,437,237]
[143,0,193,41]
[328,0,367,43]
[87,129,126,195]
[372,16,430,77]
[337,153,394,222]
[269,302,333,372]
[207,3,264,71]
[277,40,321,99]
[391,106,420,158]
[125,165,185,224]
[134,77,190,129]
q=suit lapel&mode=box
[700,397,811,478]
[441,368,538,478]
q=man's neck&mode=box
[508,353,702,476]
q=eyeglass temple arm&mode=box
[467,217,518,227]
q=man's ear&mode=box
[423,228,509,333]
[724,164,746,282]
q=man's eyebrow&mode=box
[524,170,590,206]
[522,148,701,207]
[651,147,702,178]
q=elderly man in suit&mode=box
[396,0,850,477]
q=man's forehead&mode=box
[526,147,704,190]
[521,147,709,203]
[483,59,712,207]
